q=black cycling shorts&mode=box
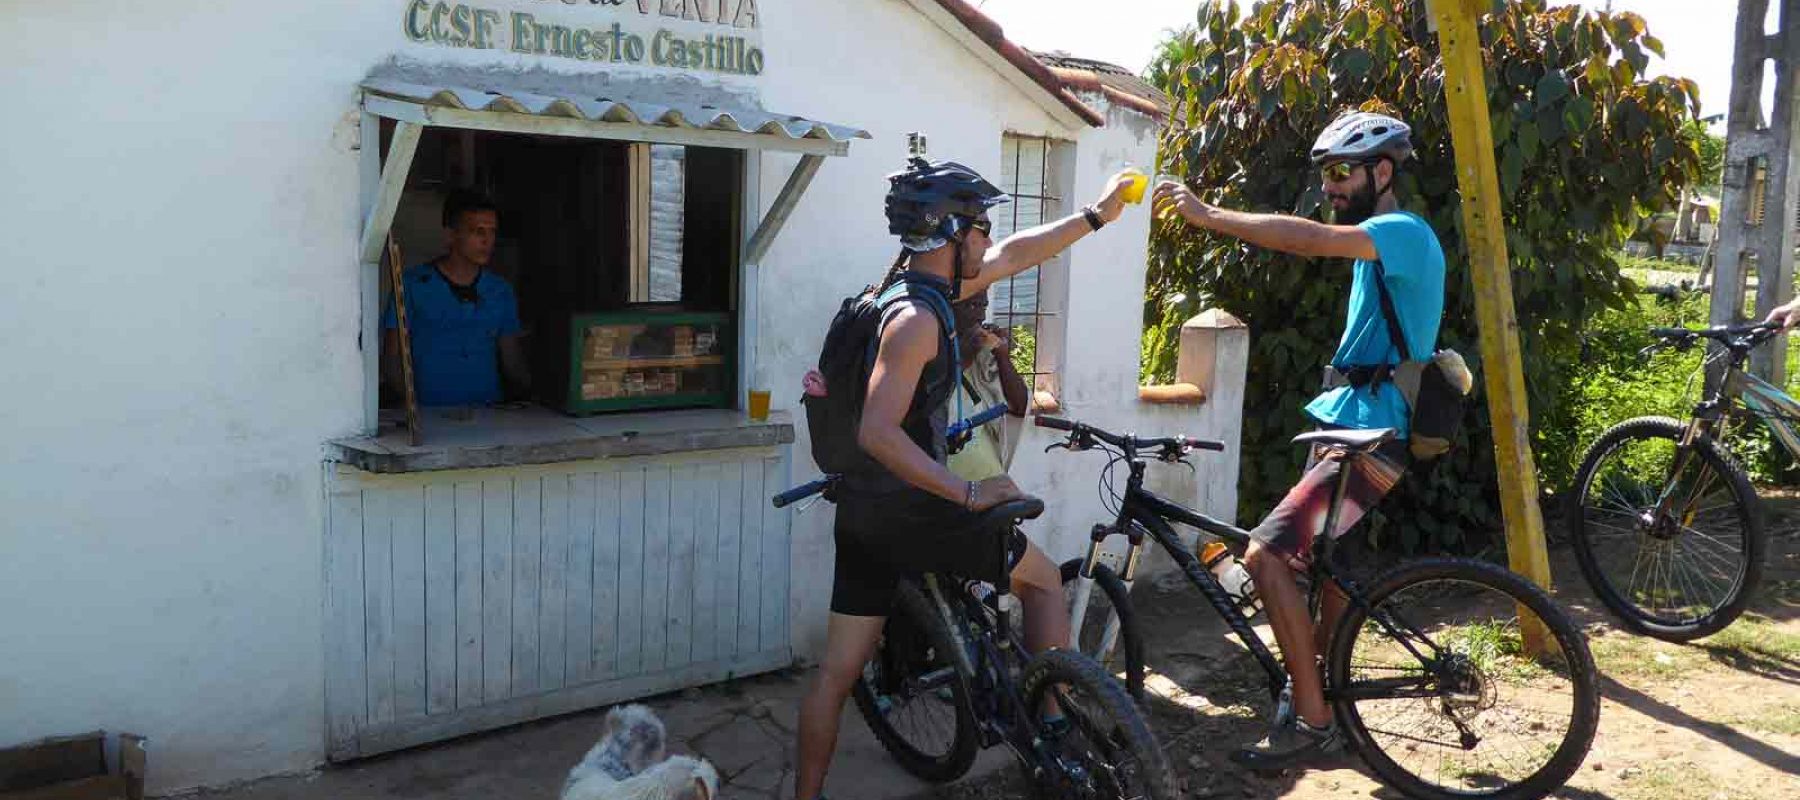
[830,488,1027,617]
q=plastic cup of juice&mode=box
[1120,168,1150,204]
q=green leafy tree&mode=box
[1683,118,1726,192]
[1145,0,1701,551]
[1146,25,1199,93]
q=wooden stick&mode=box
[387,234,423,446]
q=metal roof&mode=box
[361,78,870,154]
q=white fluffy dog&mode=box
[561,704,720,800]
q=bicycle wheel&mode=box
[852,579,980,782]
[1021,648,1177,800]
[1059,558,1145,700]
[1568,416,1765,641]
[1328,558,1600,800]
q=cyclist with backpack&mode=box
[1151,112,1447,769]
[793,158,1134,800]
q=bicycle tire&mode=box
[1020,648,1178,800]
[1058,558,1146,700]
[852,579,981,782]
[1328,558,1600,800]
[1567,416,1765,641]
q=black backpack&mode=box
[803,277,959,475]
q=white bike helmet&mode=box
[1310,112,1413,165]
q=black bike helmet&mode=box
[885,157,1010,252]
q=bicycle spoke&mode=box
[1678,534,1743,587]
[1581,518,1643,539]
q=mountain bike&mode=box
[1566,322,1780,641]
[772,478,1177,799]
[1045,417,1600,800]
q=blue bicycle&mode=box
[1568,322,1784,641]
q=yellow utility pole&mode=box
[1426,0,1556,653]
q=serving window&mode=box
[378,121,744,417]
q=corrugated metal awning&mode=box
[361,78,870,157]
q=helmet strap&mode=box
[1368,158,1394,198]
[951,237,966,301]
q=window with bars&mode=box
[991,134,1070,392]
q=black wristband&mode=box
[1082,205,1105,231]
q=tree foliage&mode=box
[1146,25,1199,93]
[1144,0,1702,550]
[1683,118,1726,193]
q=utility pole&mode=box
[1426,0,1555,654]
[1713,0,1800,384]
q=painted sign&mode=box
[403,0,766,76]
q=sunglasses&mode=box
[966,218,994,237]
[1320,160,1376,183]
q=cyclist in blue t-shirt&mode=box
[1152,112,1446,769]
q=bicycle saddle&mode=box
[1291,428,1395,451]
[980,497,1045,526]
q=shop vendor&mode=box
[382,189,533,407]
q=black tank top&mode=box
[842,274,957,495]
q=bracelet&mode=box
[964,480,978,511]
[1082,205,1105,231]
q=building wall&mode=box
[0,2,382,792]
[0,0,1241,791]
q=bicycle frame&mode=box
[1077,457,1291,698]
[1075,446,1455,704]
[1645,349,1800,524]
[921,573,1063,770]
[1730,368,1800,458]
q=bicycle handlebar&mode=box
[771,476,836,508]
[948,403,1011,439]
[1034,416,1227,454]
[1650,322,1779,342]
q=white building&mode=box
[0,0,1245,792]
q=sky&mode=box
[974,0,1744,124]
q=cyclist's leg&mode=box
[1244,540,1327,723]
[796,504,902,800]
[1244,449,1348,730]
[796,613,886,800]
[1238,441,1406,766]
[1009,539,1070,656]
[1313,444,1408,657]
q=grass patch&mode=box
[1613,762,1751,800]
[1587,630,1704,680]
[1701,615,1800,659]
[1438,619,1553,681]
[1696,615,1800,680]
[1587,614,1800,682]
[1733,703,1800,736]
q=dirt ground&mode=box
[914,506,1800,800]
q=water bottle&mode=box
[1199,541,1263,616]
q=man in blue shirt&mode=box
[1152,112,1445,768]
[383,190,531,407]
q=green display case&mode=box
[563,311,734,414]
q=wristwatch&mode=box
[1082,205,1106,231]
